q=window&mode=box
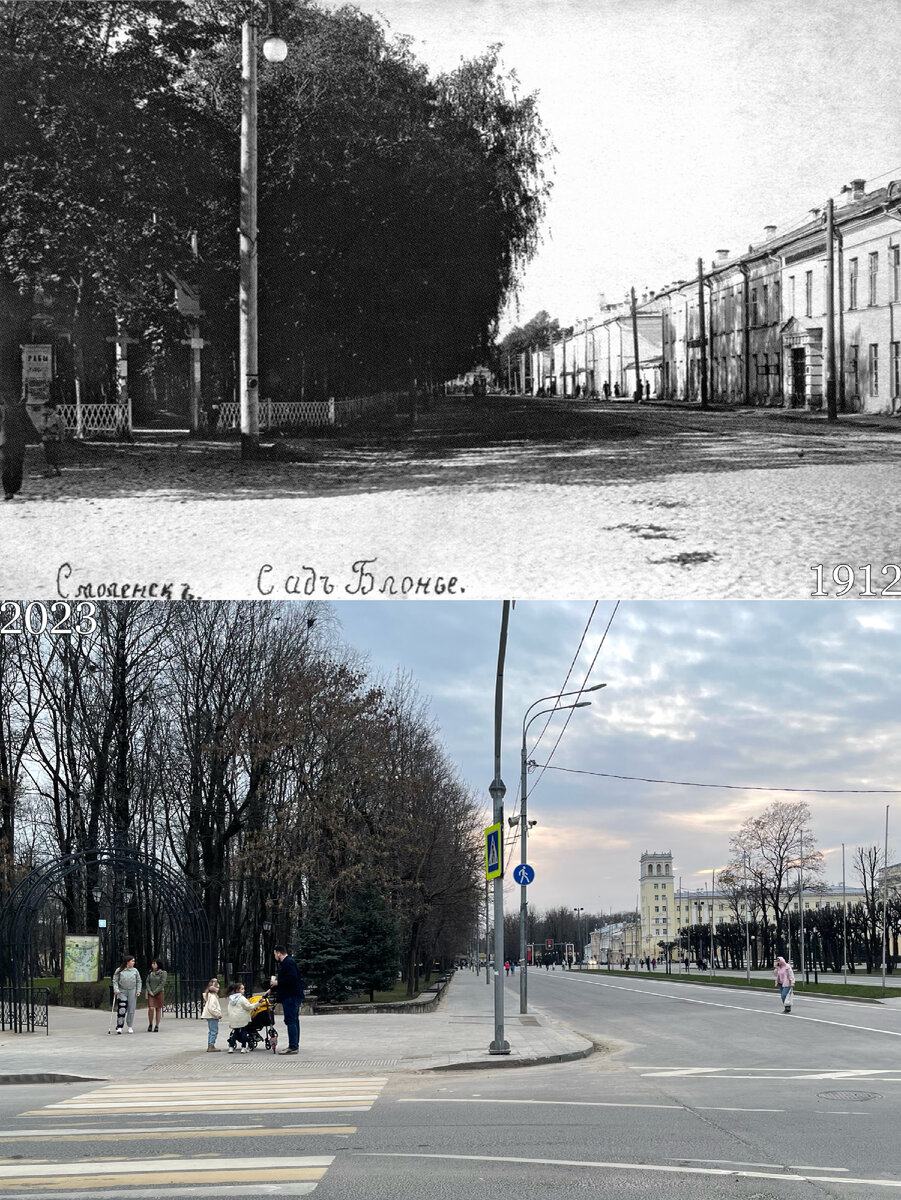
[869,343,879,395]
[849,258,858,309]
[892,246,900,302]
[654,882,658,888]
[763,353,770,395]
[655,906,659,912]
[751,288,758,325]
[805,270,813,317]
[789,276,796,317]
[848,345,859,392]
[762,284,769,324]
[869,252,879,305]
[775,352,782,395]
[893,342,900,397]
[774,279,781,321]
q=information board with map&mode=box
[63,935,100,983]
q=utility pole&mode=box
[488,602,511,1054]
[842,842,848,984]
[882,805,890,997]
[799,828,806,983]
[630,287,642,401]
[826,197,838,422]
[697,258,709,409]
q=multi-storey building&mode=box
[534,177,901,414]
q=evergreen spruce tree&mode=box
[298,889,354,1005]
[346,882,400,1003]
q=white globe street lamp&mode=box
[240,9,289,460]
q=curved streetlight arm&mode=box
[522,683,606,731]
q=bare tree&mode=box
[727,800,824,954]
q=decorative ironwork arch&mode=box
[0,848,212,1023]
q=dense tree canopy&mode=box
[0,0,553,408]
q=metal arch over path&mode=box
[0,847,212,1028]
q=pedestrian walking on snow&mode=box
[774,955,795,1012]
[1,400,31,500]
[200,979,222,1051]
[112,956,141,1034]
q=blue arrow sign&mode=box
[513,863,535,885]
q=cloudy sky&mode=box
[331,600,900,916]
[319,0,901,334]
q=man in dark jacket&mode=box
[1,401,32,500]
[273,945,304,1054]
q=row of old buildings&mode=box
[512,177,901,415]
[587,849,898,965]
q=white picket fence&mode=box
[216,393,396,431]
[58,402,131,438]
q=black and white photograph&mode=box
[2,0,901,597]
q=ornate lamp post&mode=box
[240,4,289,459]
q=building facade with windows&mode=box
[532,177,901,414]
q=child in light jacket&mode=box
[201,979,222,1051]
[226,982,253,1052]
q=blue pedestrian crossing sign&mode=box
[513,863,535,885]
[485,823,502,880]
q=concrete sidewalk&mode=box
[0,969,594,1082]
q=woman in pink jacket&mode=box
[774,956,795,1013]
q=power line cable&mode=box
[528,601,619,798]
[534,764,901,794]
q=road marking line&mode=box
[24,1105,372,1117]
[562,976,901,1038]
[0,1126,356,1143]
[356,1150,901,1188]
[0,1156,333,1179]
[675,1158,848,1171]
[399,1098,784,1114]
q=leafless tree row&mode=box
[1,602,483,986]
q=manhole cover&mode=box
[817,1090,881,1101]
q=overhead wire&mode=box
[527,600,619,799]
[534,764,901,795]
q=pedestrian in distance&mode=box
[1,399,32,501]
[201,978,222,1051]
[504,960,510,976]
[41,398,63,477]
[774,955,795,1013]
[602,381,611,400]
[112,955,142,1034]
[145,958,167,1032]
[225,981,252,1052]
[273,945,304,1055]
[644,379,651,401]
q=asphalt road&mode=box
[3,972,900,1199]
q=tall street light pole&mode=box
[488,601,511,1055]
[240,8,288,461]
[517,684,605,1014]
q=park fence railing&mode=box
[0,985,50,1035]
[216,392,398,432]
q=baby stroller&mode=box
[244,991,278,1053]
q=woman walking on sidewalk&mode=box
[774,955,795,1012]
[201,979,222,1051]
[145,959,167,1031]
[112,956,142,1034]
